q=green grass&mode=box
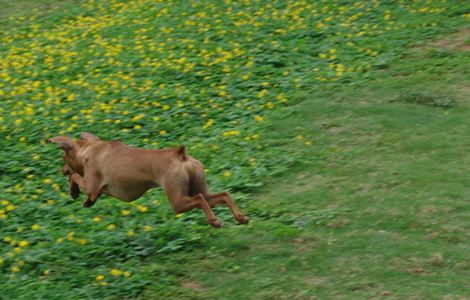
[1,0,469,299]
[139,39,470,299]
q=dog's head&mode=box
[48,132,101,176]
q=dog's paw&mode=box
[82,199,95,208]
[236,215,250,225]
[70,189,80,199]
[209,219,222,228]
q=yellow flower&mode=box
[175,213,183,218]
[223,171,232,177]
[96,275,105,281]
[222,130,240,137]
[11,266,20,273]
[121,210,130,216]
[107,224,116,231]
[77,239,88,246]
[93,216,102,223]
[143,225,152,232]
[19,240,29,247]
[42,178,53,184]
[127,230,135,237]
[31,224,41,230]
[131,114,144,122]
[67,232,75,241]
[110,269,122,276]
[25,106,34,115]
[136,205,148,213]
[203,119,214,129]
[255,115,264,122]
[123,271,131,277]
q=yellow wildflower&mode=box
[110,269,122,276]
[19,241,29,247]
[136,205,148,213]
[96,275,105,281]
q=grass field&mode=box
[1,0,469,299]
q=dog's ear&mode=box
[80,132,101,142]
[48,136,77,152]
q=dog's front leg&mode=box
[70,173,102,207]
[68,175,80,199]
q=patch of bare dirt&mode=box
[415,28,470,51]
[291,173,328,195]
[180,280,206,293]
[304,276,326,287]
[425,28,470,51]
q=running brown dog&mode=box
[48,132,249,228]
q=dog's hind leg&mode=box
[164,181,221,227]
[205,192,249,225]
[70,173,103,208]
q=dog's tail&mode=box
[177,145,187,161]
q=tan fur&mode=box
[48,132,249,228]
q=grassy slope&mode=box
[141,33,470,299]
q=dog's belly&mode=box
[102,182,157,202]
